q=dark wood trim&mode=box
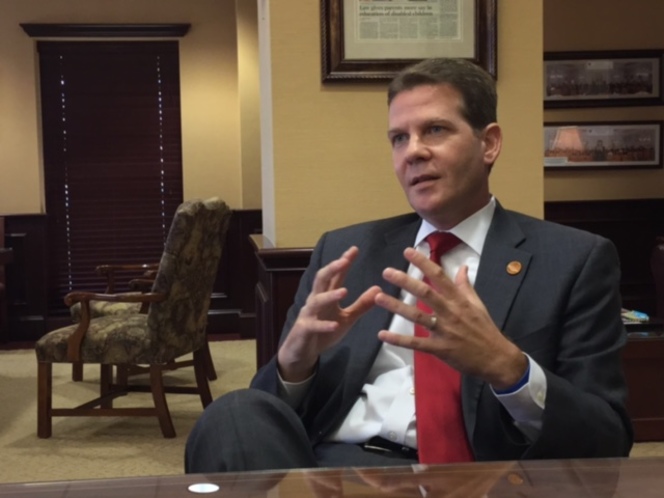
[20,23,190,38]
[207,209,262,339]
[3,215,49,342]
[251,235,312,368]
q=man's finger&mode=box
[377,329,438,354]
[403,247,457,294]
[311,247,358,294]
[329,246,359,289]
[343,285,381,319]
[374,291,440,334]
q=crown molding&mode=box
[20,23,190,38]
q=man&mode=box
[185,58,633,473]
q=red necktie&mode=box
[414,232,474,464]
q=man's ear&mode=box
[482,123,502,165]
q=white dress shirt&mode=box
[281,198,547,449]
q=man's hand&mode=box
[278,246,381,382]
[375,247,527,389]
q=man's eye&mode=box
[428,125,444,135]
[391,134,407,146]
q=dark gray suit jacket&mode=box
[251,203,634,460]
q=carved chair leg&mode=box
[149,365,175,438]
[72,361,84,382]
[37,361,53,438]
[203,340,217,381]
[193,348,213,408]
[100,364,114,409]
[116,364,129,387]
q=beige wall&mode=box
[264,0,544,247]
[543,0,664,201]
[0,0,249,214]
[236,0,262,209]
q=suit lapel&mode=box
[462,203,532,443]
[344,216,422,393]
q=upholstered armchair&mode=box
[69,262,218,382]
[35,197,232,438]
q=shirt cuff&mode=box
[492,353,547,430]
[493,361,530,395]
[277,370,315,408]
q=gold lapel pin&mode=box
[506,261,522,275]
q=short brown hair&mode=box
[387,58,497,131]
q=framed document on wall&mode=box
[321,0,497,82]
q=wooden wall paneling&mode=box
[251,235,311,368]
[207,209,262,339]
[3,215,49,342]
[0,217,13,342]
[623,333,664,441]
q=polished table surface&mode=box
[2,457,664,497]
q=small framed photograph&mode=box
[544,50,664,108]
[320,0,497,83]
[544,121,663,170]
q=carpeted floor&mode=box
[0,340,256,484]
[0,340,662,484]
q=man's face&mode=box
[388,84,501,230]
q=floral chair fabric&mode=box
[69,295,142,323]
[35,197,232,438]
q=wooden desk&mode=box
[1,457,664,497]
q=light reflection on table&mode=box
[3,457,664,497]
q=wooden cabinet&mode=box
[623,322,664,441]
[251,235,311,369]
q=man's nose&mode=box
[405,136,430,163]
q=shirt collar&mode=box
[415,196,496,255]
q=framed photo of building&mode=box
[544,50,664,108]
[544,121,663,170]
[320,0,497,82]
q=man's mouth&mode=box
[410,174,438,186]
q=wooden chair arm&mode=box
[64,290,167,362]
[128,278,155,292]
[95,263,160,293]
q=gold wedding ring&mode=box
[428,314,438,330]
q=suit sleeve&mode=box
[473,236,633,460]
[528,237,633,457]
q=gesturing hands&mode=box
[375,247,527,389]
[278,246,381,382]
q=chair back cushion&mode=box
[147,198,231,359]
